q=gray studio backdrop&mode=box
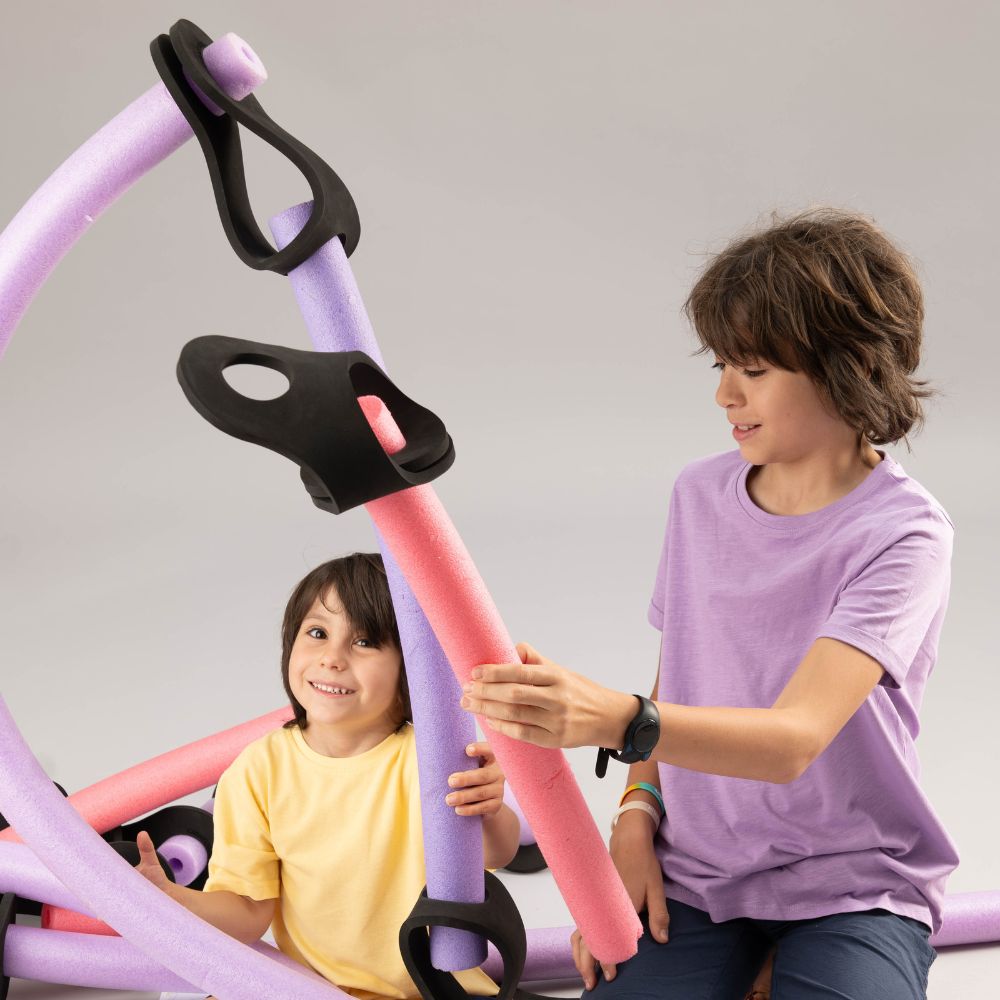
[0,2,996,995]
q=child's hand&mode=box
[134,829,174,892]
[445,742,505,817]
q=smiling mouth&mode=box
[310,681,355,696]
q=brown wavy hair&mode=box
[280,552,411,732]
[683,207,939,450]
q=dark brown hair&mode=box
[683,207,939,450]
[280,552,411,732]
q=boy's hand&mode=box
[134,830,174,892]
[446,742,505,816]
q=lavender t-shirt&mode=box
[648,448,959,932]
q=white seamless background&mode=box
[0,3,995,996]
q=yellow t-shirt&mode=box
[204,723,498,1000]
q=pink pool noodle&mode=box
[0,32,266,362]
[0,696,350,1000]
[359,400,640,963]
[41,905,117,937]
[0,705,291,844]
[273,204,487,972]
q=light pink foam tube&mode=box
[0,31,267,362]
[0,696,348,1000]
[360,400,641,964]
[0,706,291,844]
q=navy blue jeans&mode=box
[587,898,935,1000]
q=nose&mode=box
[715,367,745,410]
[319,644,347,670]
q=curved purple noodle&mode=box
[0,30,351,1000]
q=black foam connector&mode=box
[0,892,14,1000]
[177,335,455,514]
[502,841,548,875]
[108,805,214,891]
[151,18,361,273]
[399,871,552,1000]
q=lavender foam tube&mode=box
[0,697,349,1000]
[3,926,330,994]
[270,203,486,971]
[0,32,266,362]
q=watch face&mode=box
[633,719,659,754]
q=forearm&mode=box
[482,803,521,870]
[163,882,273,944]
[649,702,814,783]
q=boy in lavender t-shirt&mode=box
[465,208,953,999]
[648,445,958,932]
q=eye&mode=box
[711,361,766,379]
[354,637,378,649]
[305,626,326,640]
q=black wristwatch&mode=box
[595,695,660,778]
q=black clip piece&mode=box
[151,18,361,273]
[104,805,215,892]
[177,336,455,514]
[399,871,550,1000]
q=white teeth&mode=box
[737,425,758,431]
[311,682,353,695]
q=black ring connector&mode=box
[399,871,550,1000]
[104,805,215,892]
[177,336,455,514]
[151,18,361,273]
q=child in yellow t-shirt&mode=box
[137,552,519,999]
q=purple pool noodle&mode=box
[3,928,330,993]
[932,890,1000,947]
[4,925,200,993]
[0,31,266,362]
[503,784,536,847]
[484,926,577,983]
[0,842,94,914]
[157,834,209,887]
[0,696,349,1000]
[270,204,486,971]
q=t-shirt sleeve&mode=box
[203,743,280,901]
[648,484,679,630]
[814,514,953,689]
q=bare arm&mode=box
[482,804,521,870]
[465,637,885,784]
[136,830,275,944]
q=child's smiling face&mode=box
[288,587,403,749]
[713,356,859,462]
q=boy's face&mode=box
[288,589,403,741]
[713,356,858,464]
